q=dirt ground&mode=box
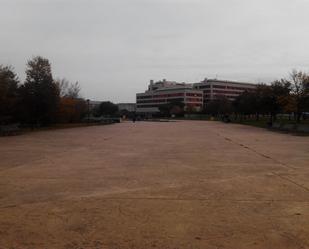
[0,121,309,249]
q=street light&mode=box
[86,99,90,123]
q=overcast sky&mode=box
[1,0,309,102]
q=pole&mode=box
[86,99,90,123]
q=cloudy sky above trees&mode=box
[1,0,309,102]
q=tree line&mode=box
[0,56,122,127]
[2,58,308,126]
[204,70,309,124]
[0,56,89,127]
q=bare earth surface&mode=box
[0,121,309,249]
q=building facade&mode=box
[136,80,203,114]
[136,78,257,113]
[194,79,257,103]
[89,100,102,111]
[117,103,136,113]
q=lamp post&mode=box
[86,99,90,123]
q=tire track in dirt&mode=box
[217,133,309,194]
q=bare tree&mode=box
[55,78,69,97]
[67,81,81,99]
[55,78,81,98]
[289,70,309,122]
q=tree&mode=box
[19,56,60,125]
[54,78,85,123]
[159,100,185,117]
[95,101,118,116]
[55,78,69,97]
[57,97,87,123]
[0,65,19,123]
[249,84,268,120]
[233,82,291,123]
[205,96,233,116]
[185,104,197,114]
[170,105,184,115]
[55,78,81,98]
[233,91,256,119]
[289,70,309,122]
[268,80,291,121]
[67,82,81,98]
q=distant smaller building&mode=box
[117,103,136,113]
[89,100,102,110]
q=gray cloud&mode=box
[1,0,309,102]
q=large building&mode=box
[194,78,257,103]
[136,79,203,114]
[136,78,257,113]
